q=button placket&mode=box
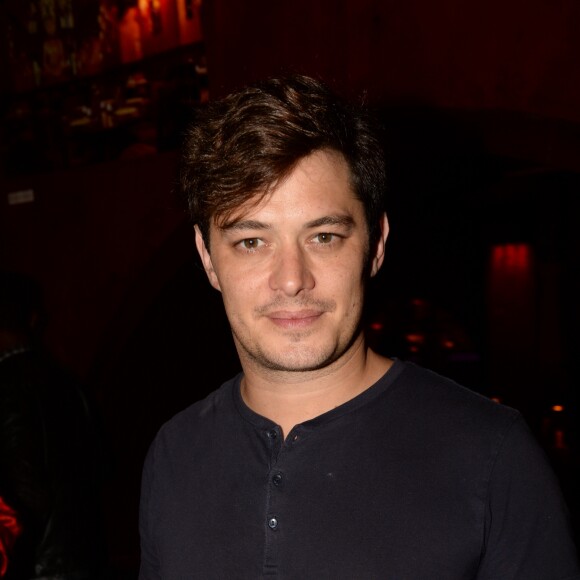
[262,425,307,573]
[264,426,285,565]
[265,426,283,468]
[268,469,284,532]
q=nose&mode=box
[268,244,315,296]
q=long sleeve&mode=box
[476,415,580,579]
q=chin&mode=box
[246,343,344,373]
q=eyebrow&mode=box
[219,214,356,233]
[305,215,355,229]
[219,219,271,232]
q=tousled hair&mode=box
[178,74,386,250]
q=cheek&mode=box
[329,261,366,301]
[219,272,261,314]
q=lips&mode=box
[267,309,323,329]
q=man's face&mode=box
[195,149,388,374]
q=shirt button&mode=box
[268,517,278,530]
[272,473,283,486]
[267,429,277,440]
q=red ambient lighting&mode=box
[491,243,531,272]
[487,242,534,356]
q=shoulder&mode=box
[391,361,519,432]
[145,373,241,461]
[383,362,526,476]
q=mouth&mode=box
[266,309,324,329]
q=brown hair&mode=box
[179,74,386,249]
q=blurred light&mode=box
[490,396,502,404]
[405,333,425,345]
[554,429,566,449]
[491,243,531,271]
[552,405,564,412]
[442,339,455,349]
[370,322,383,331]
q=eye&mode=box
[314,233,335,244]
[238,238,264,251]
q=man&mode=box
[139,75,579,578]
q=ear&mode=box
[194,225,221,291]
[370,213,389,277]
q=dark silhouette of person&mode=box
[0,271,105,579]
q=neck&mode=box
[239,338,392,439]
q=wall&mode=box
[0,151,184,377]
[208,0,580,123]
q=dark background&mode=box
[1,0,579,575]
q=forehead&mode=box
[214,150,361,230]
